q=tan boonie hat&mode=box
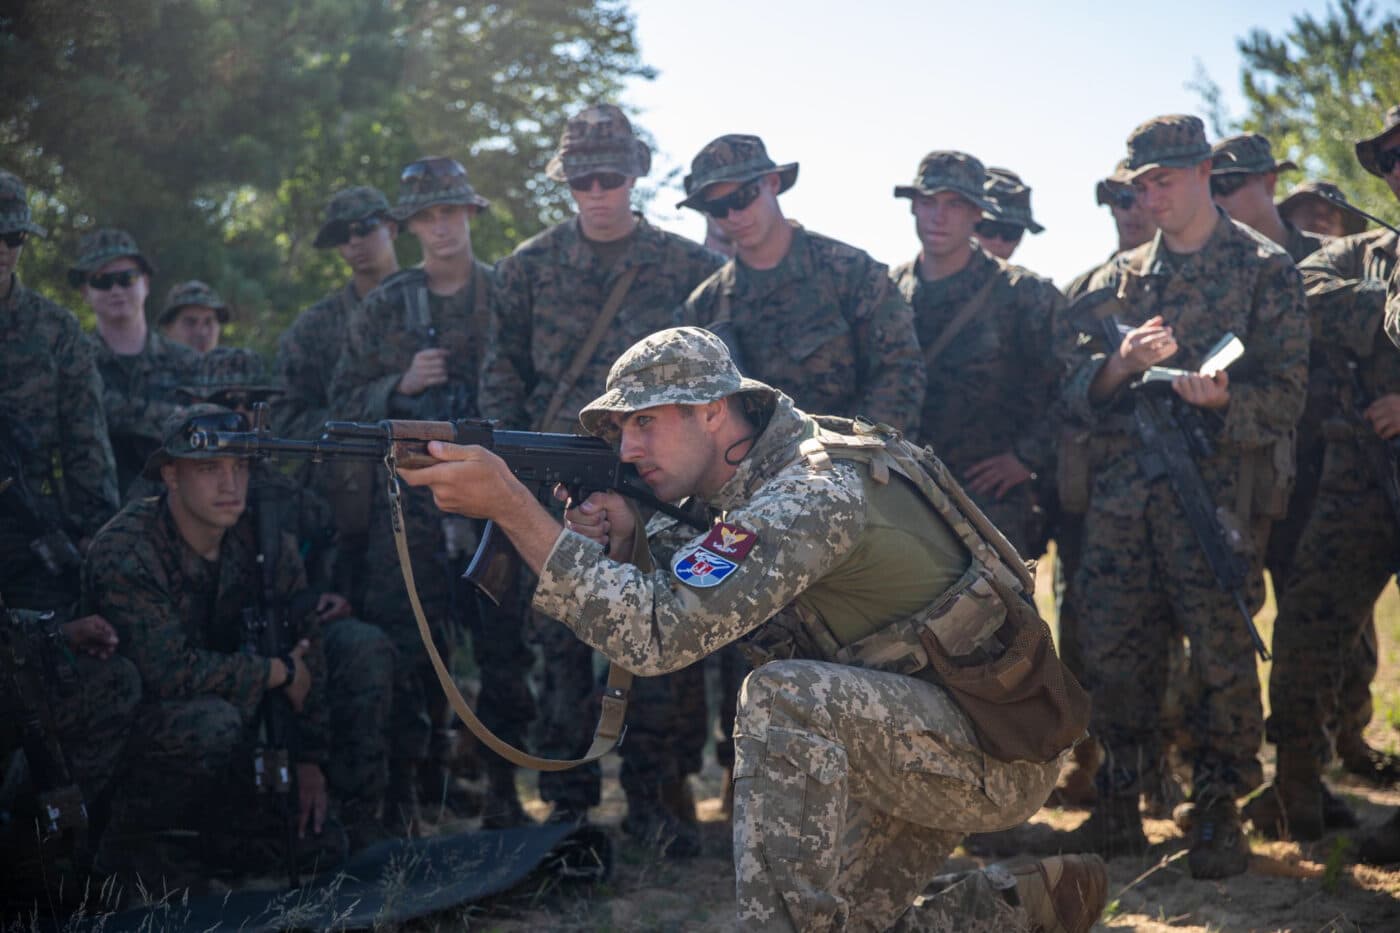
[893,151,995,212]
[677,135,799,209]
[546,104,652,183]
[67,228,156,287]
[391,156,491,222]
[142,403,251,480]
[1276,180,1367,236]
[1355,105,1400,179]
[1124,114,1212,179]
[314,186,392,249]
[982,167,1044,234]
[579,327,776,440]
[0,171,47,238]
[178,347,281,402]
[159,280,230,326]
[1095,160,1136,206]
[1210,133,1298,176]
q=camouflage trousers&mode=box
[50,653,144,803]
[1270,481,1397,763]
[322,617,394,805]
[731,659,1058,931]
[1075,482,1265,800]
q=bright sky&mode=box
[622,0,1332,285]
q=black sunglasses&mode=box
[1209,173,1251,198]
[1107,189,1136,210]
[976,220,1024,242]
[697,180,762,219]
[1377,146,1400,175]
[400,157,467,194]
[327,215,385,246]
[568,172,629,192]
[1,230,27,249]
[87,269,143,290]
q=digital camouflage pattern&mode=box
[893,151,995,210]
[1056,211,1310,799]
[313,185,391,249]
[1271,229,1400,763]
[1123,113,1212,177]
[158,279,229,326]
[677,134,798,209]
[983,167,1045,233]
[65,227,154,286]
[1210,133,1298,176]
[682,225,926,434]
[544,103,652,182]
[86,328,201,498]
[275,281,363,438]
[890,248,1064,553]
[0,170,47,236]
[390,158,490,222]
[485,218,723,432]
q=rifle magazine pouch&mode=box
[915,569,1091,763]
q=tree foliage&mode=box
[0,0,652,353]
[1196,0,1400,225]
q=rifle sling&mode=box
[386,463,630,771]
[535,266,641,432]
[921,270,1000,365]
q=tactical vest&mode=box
[743,416,1090,763]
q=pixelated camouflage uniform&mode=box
[890,247,1062,554]
[1269,229,1399,768]
[1,277,120,609]
[484,211,722,812]
[1057,210,1309,802]
[529,329,1067,930]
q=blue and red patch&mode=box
[671,522,757,588]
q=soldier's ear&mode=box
[160,461,179,489]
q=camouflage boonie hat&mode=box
[67,228,156,287]
[142,403,251,480]
[158,280,230,326]
[1276,180,1367,235]
[1355,105,1400,178]
[893,151,994,212]
[178,347,281,402]
[314,186,392,249]
[982,167,1044,234]
[677,135,799,209]
[1095,160,1136,206]
[1124,114,1212,179]
[1210,133,1298,176]
[579,327,777,440]
[0,171,47,238]
[391,156,491,222]
[545,104,651,183]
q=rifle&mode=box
[0,416,82,585]
[1344,355,1400,562]
[1316,187,1400,236]
[1071,288,1271,661]
[0,596,86,848]
[240,404,300,885]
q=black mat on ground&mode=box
[92,822,611,931]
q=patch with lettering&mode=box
[700,522,758,561]
[672,545,739,588]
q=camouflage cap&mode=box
[158,279,230,326]
[1276,180,1367,236]
[178,347,281,402]
[1094,160,1136,206]
[982,167,1044,234]
[1123,114,1212,179]
[141,403,250,480]
[67,228,156,287]
[579,327,777,440]
[391,156,491,222]
[1354,104,1400,179]
[893,151,995,212]
[677,135,799,209]
[545,104,652,183]
[1210,133,1297,176]
[313,186,392,249]
[0,171,47,238]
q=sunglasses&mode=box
[976,220,1024,242]
[327,215,385,246]
[400,157,468,194]
[1106,189,1136,210]
[186,410,251,435]
[568,172,629,192]
[1,230,27,249]
[87,269,143,290]
[696,180,762,219]
[1209,173,1251,198]
[1377,146,1400,175]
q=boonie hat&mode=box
[893,151,995,212]
[142,404,251,480]
[391,157,490,222]
[1355,105,1400,179]
[314,186,392,249]
[67,228,156,287]
[159,280,230,326]
[1276,180,1367,236]
[1210,133,1298,176]
[546,104,651,183]
[1124,114,1212,179]
[0,171,47,238]
[677,135,798,210]
[982,167,1044,234]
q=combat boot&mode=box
[383,758,423,837]
[479,761,532,830]
[1053,795,1147,859]
[622,792,701,859]
[1186,793,1249,879]
[1359,809,1400,865]
[1011,854,1109,933]
[1336,733,1400,786]
[1241,748,1323,841]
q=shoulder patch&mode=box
[672,544,740,588]
[701,522,757,560]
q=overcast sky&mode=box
[620,0,1335,285]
